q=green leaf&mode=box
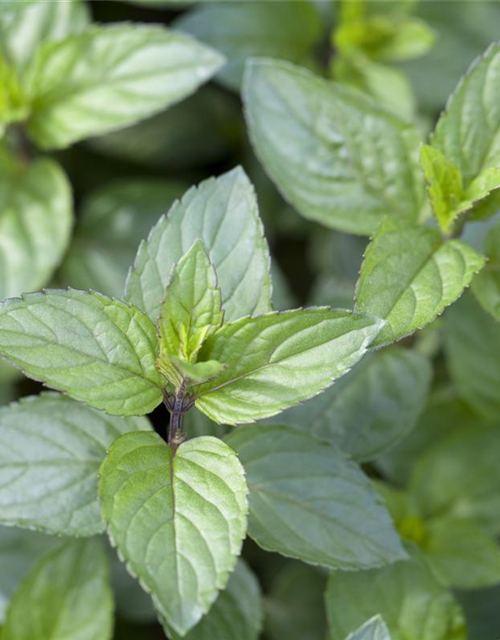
[99,431,248,636]
[332,56,415,121]
[265,562,328,640]
[0,155,72,300]
[445,293,500,417]
[243,58,427,235]
[409,421,500,536]
[125,167,272,324]
[194,308,384,425]
[22,24,224,150]
[225,425,405,570]
[0,54,28,127]
[158,240,223,366]
[165,357,225,386]
[0,0,90,73]
[326,546,467,640]
[176,1,322,90]
[0,526,58,623]
[2,538,113,640]
[334,6,435,62]
[376,387,479,485]
[472,220,500,321]
[346,617,392,640]
[167,560,262,640]
[275,346,431,462]
[59,179,185,299]
[424,517,500,590]
[355,218,485,347]
[0,393,150,536]
[432,43,500,188]
[420,145,500,234]
[420,144,464,234]
[0,290,164,416]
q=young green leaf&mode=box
[194,308,384,425]
[0,393,150,536]
[99,431,248,636]
[22,24,224,150]
[0,0,90,73]
[0,155,72,300]
[59,179,185,299]
[424,517,500,590]
[326,546,467,640]
[472,220,500,321]
[420,145,463,233]
[158,240,223,365]
[346,617,392,640]
[243,58,427,235]
[445,293,500,417]
[410,422,500,536]
[0,526,58,623]
[2,538,113,640]
[125,167,272,324]
[0,290,164,415]
[432,43,500,187]
[274,346,431,462]
[161,356,225,387]
[166,560,262,640]
[334,3,435,63]
[421,144,500,234]
[355,219,485,346]
[176,1,322,90]
[225,425,405,570]
[0,54,28,128]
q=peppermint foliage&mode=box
[99,431,248,635]
[2,538,113,640]
[1,4,500,640]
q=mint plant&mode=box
[1,2,500,640]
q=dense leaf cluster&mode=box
[1,2,500,640]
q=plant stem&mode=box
[166,379,189,453]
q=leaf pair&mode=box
[0,3,224,149]
[0,167,385,423]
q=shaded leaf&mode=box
[0,393,150,536]
[3,538,113,640]
[59,179,185,299]
[226,425,405,570]
[167,560,262,640]
[445,293,500,417]
[0,526,58,623]
[177,1,322,90]
[0,155,72,300]
[244,58,426,235]
[326,546,467,640]
[275,346,431,461]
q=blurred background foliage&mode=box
[1,1,500,639]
